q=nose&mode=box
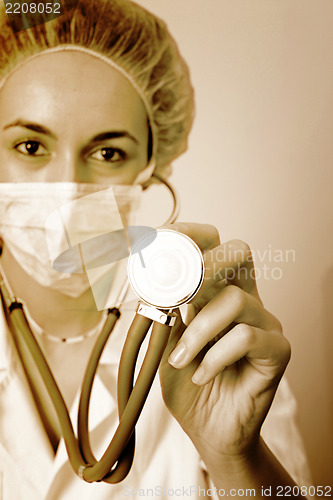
[50,151,91,183]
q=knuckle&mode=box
[225,285,247,315]
[280,335,291,364]
[262,309,283,335]
[234,323,255,344]
[265,309,283,335]
[206,224,221,246]
[274,317,283,335]
[184,315,210,348]
[202,346,220,369]
[228,239,252,263]
[192,315,211,337]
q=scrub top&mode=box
[0,301,312,499]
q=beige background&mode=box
[137,0,333,487]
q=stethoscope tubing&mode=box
[78,312,152,482]
[1,295,60,450]
[1,300,85,473]
[0,176,180,482]
[80,316,172,482]
[0,290,174,483]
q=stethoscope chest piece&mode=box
[127,229,204,310]
[0,228,205,483]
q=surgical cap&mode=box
[0,0,195,172]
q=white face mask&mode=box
[0,183,142,308]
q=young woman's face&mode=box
[0,51,150,183]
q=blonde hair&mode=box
[0,0,194,171]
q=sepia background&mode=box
[136,0,333,487]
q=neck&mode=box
[1,246,104,340]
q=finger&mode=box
[187,280,227,317]
[168,285,281,369]
[161,222,221,251]
[191,323,291,386]
[199,239,260,300]
[160,227,259,300]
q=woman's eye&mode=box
[90,147,125,163]
[14,140,47,157]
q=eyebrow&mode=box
[90,131,138,144]
[3,119,57,139]
[3,120,139,145]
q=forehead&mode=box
[0,50,148,132]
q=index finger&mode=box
[198,239,261,301]
[161,222,220,252]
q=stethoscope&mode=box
[0,176,205,484]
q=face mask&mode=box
[0,183,141,308]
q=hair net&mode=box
[0,0,195,173]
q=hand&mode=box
[158,223,291,464]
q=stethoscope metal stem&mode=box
[0,277,174,482]
[0,179,202,483]
[0,257,178,483]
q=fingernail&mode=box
[192,366,205,385]
[168,342,186,368]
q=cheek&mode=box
[93,160,148,186]
[0,143,47,182]
[0,143,16,182]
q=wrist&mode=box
[192,433,262,482]
[195,437,299,498]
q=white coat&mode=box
[0,301,312,499]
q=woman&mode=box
[0,0,311,498]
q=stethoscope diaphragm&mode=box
[127,229,204,310]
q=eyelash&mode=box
[13,141,127,165]
[14,140,47,157]
[89,147,127,164]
